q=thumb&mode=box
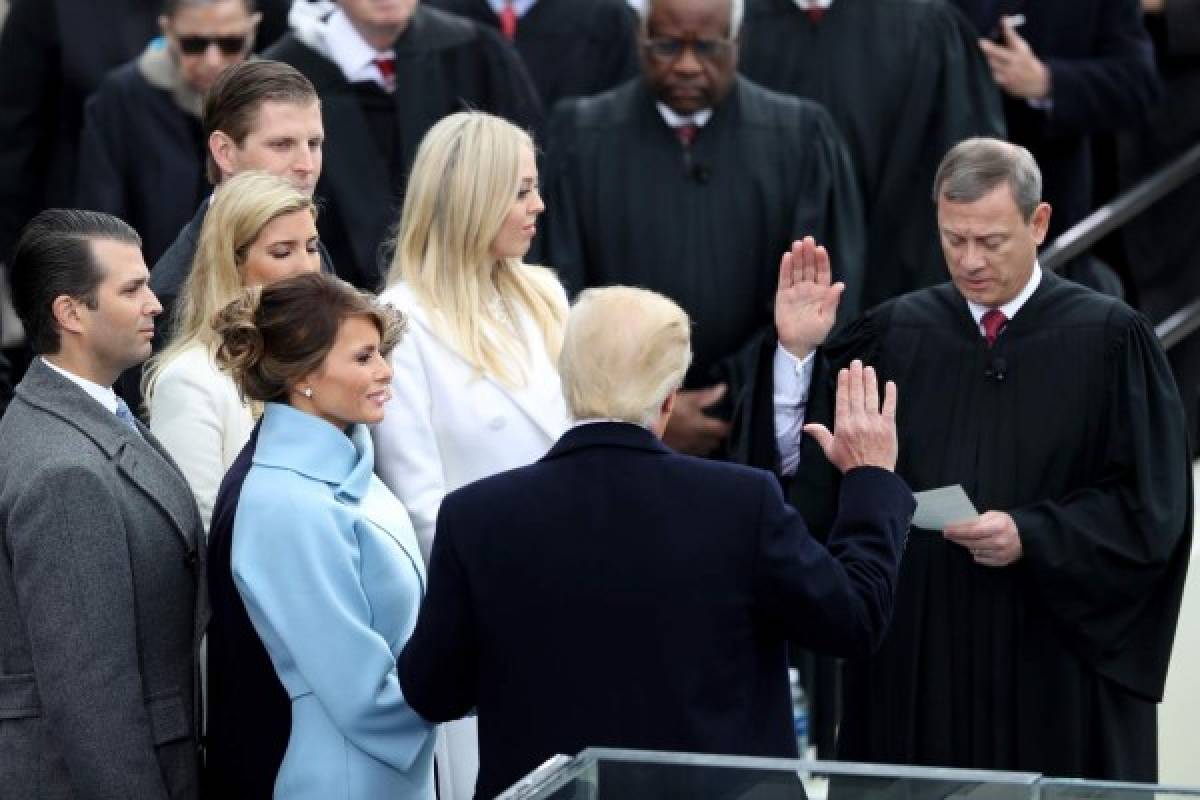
[803,423,834,459]
[822,282,845,317]
[697,383,727,409]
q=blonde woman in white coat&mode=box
[143,171,321,531]
[372,111,569,800]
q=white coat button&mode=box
[488,416,506,431]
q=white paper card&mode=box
[912,485,979,531]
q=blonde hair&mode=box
[143,170,315,405]
[384,111,565,388]
[559,286,693,428]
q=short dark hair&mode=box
[203,60,319,185]
[214,272,405,404]
[162,0,256,18]
[9,209,142,355]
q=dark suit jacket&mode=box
[75,60,208,266]
[266,5,543,289]
[0,358,208,798]
[0,0,160,262]
[400,422,914,798]
[950,0,1161,247]
[204,423,292,800]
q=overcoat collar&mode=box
[252,402,426,585]
[542,421,671,462]
[253,402,375,503]
[14,359,201,555]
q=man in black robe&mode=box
[738,0,1005,309]
[749,137,1192,780]
[267,0,542,289]
[425,0,639,114]
[542,0,863,457]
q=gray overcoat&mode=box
[0,358,208,798]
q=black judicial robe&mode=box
[752,273,1192,780]
[75,60,208,266]
[543,76,864,392]
[739,0,1005,308]
[266,5,543,288]
[426,0,638,114]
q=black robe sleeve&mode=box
[1011,309,1192,701]
[472,24,545,137]
[540,101,587,294]
[1040,0,1163,136]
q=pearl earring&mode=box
[302,387,313,398]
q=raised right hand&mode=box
[775,236,844,361]
[802,360,898,472]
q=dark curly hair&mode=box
[213,272,405,403]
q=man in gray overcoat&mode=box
[0,209,207,798]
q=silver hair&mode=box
[640,0,745,38]
[932,138,1043,221]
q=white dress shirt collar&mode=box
[325,8,395,89]
[794,0,834,9]
[966,261,1043,335]
[656,103,713,130]
[41,357,119,415]
[487,0,538,15]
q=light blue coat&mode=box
[232,402,435,799]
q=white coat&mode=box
[372,277,569,800]
[148,343,256,532]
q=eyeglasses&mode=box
[176,34,250,56]
[642,36,735,63]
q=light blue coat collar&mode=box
[254,402,376,503]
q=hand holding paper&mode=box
[944,511,1023,568]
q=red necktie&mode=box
[499,0,518,41]
[675,123,698,148]
[806,7,825,23]
[374,55,396,92]
[982,309,1008,347]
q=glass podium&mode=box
[497,749,1200,800]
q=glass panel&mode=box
[498,749,1042,800]
[1039,779,1200,800]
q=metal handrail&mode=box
[1041,139,1200,273]
[1037,139,1200,349]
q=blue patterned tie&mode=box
[115,396,141,434]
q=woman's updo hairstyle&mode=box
[214,272,405,403]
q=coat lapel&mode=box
[17,361,200,555]
[403,295,566,442]
[481,361,565,442]
[114,442,200,554]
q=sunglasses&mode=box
[176,34,249,55]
